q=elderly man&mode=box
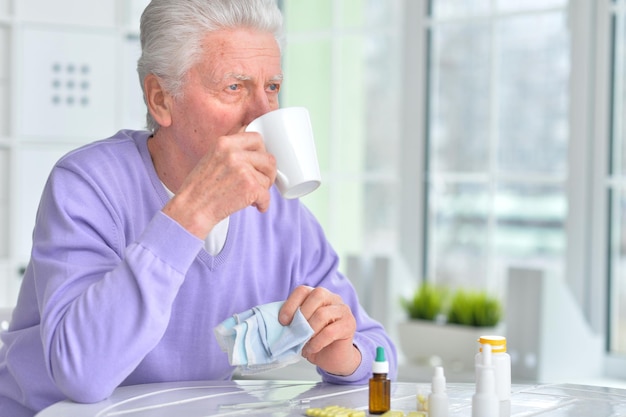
[0,1,397,415]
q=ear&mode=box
[144,74,173,128]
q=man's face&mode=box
[166,28,283,165]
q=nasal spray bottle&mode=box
[475,336,511,402]
[369,346,391,414]
[472,343,499,417]
[428,366,449,417]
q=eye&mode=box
[227,84,240,91]
[267,83,280,92]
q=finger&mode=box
[303,339,361,376]
[236,133,276,183]
[298,287,342,322]
[241,131,266,150]
[231,133,276,212]
[243,153,275,213]
[305,303,356,349]
[247,149,277,187]
[279,285,313,325]
[303,320,352,358]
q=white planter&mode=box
[397,320,502,372]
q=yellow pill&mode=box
[331,406,354,417]
[349,411,366,417]
[319,406,337,416]
[381,411,404,417]
[406,412,427,417]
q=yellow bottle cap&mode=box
[478,335,507,353]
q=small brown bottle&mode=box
[369,346,390,414]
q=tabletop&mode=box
[35,380,626,417]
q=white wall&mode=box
[0,0,149,308]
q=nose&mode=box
[245,88,275,124]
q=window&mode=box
[280,0,626,376]
[280,0,403,262]
[424,1,570,293]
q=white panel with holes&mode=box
[17,25,117,141]
[18,0,115,28]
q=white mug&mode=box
[246,107,321,199]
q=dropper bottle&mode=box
[428,366,449,417]
[369,346,391,414]
[472,343,499,417]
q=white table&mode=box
[35,380,626,416]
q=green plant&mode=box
[446,289,502,327]
[401,283,446,321]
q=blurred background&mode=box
[1,0,626,386]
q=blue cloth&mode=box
[214,301,314,374]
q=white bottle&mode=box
[428,366,449,417]
[472,343,499,417]
[475,335,511,402]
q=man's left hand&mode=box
[279,285,361,376]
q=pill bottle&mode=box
[474,335,511,402]
[369,346,390,414]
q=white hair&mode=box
[137,0,284,132]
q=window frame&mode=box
[569,0,609,336]
[398,0,428,282]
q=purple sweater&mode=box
[0,130,396,416]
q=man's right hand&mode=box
[161,130,277,240]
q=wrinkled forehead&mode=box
[202,27,282,58]
[195,28,282,80]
